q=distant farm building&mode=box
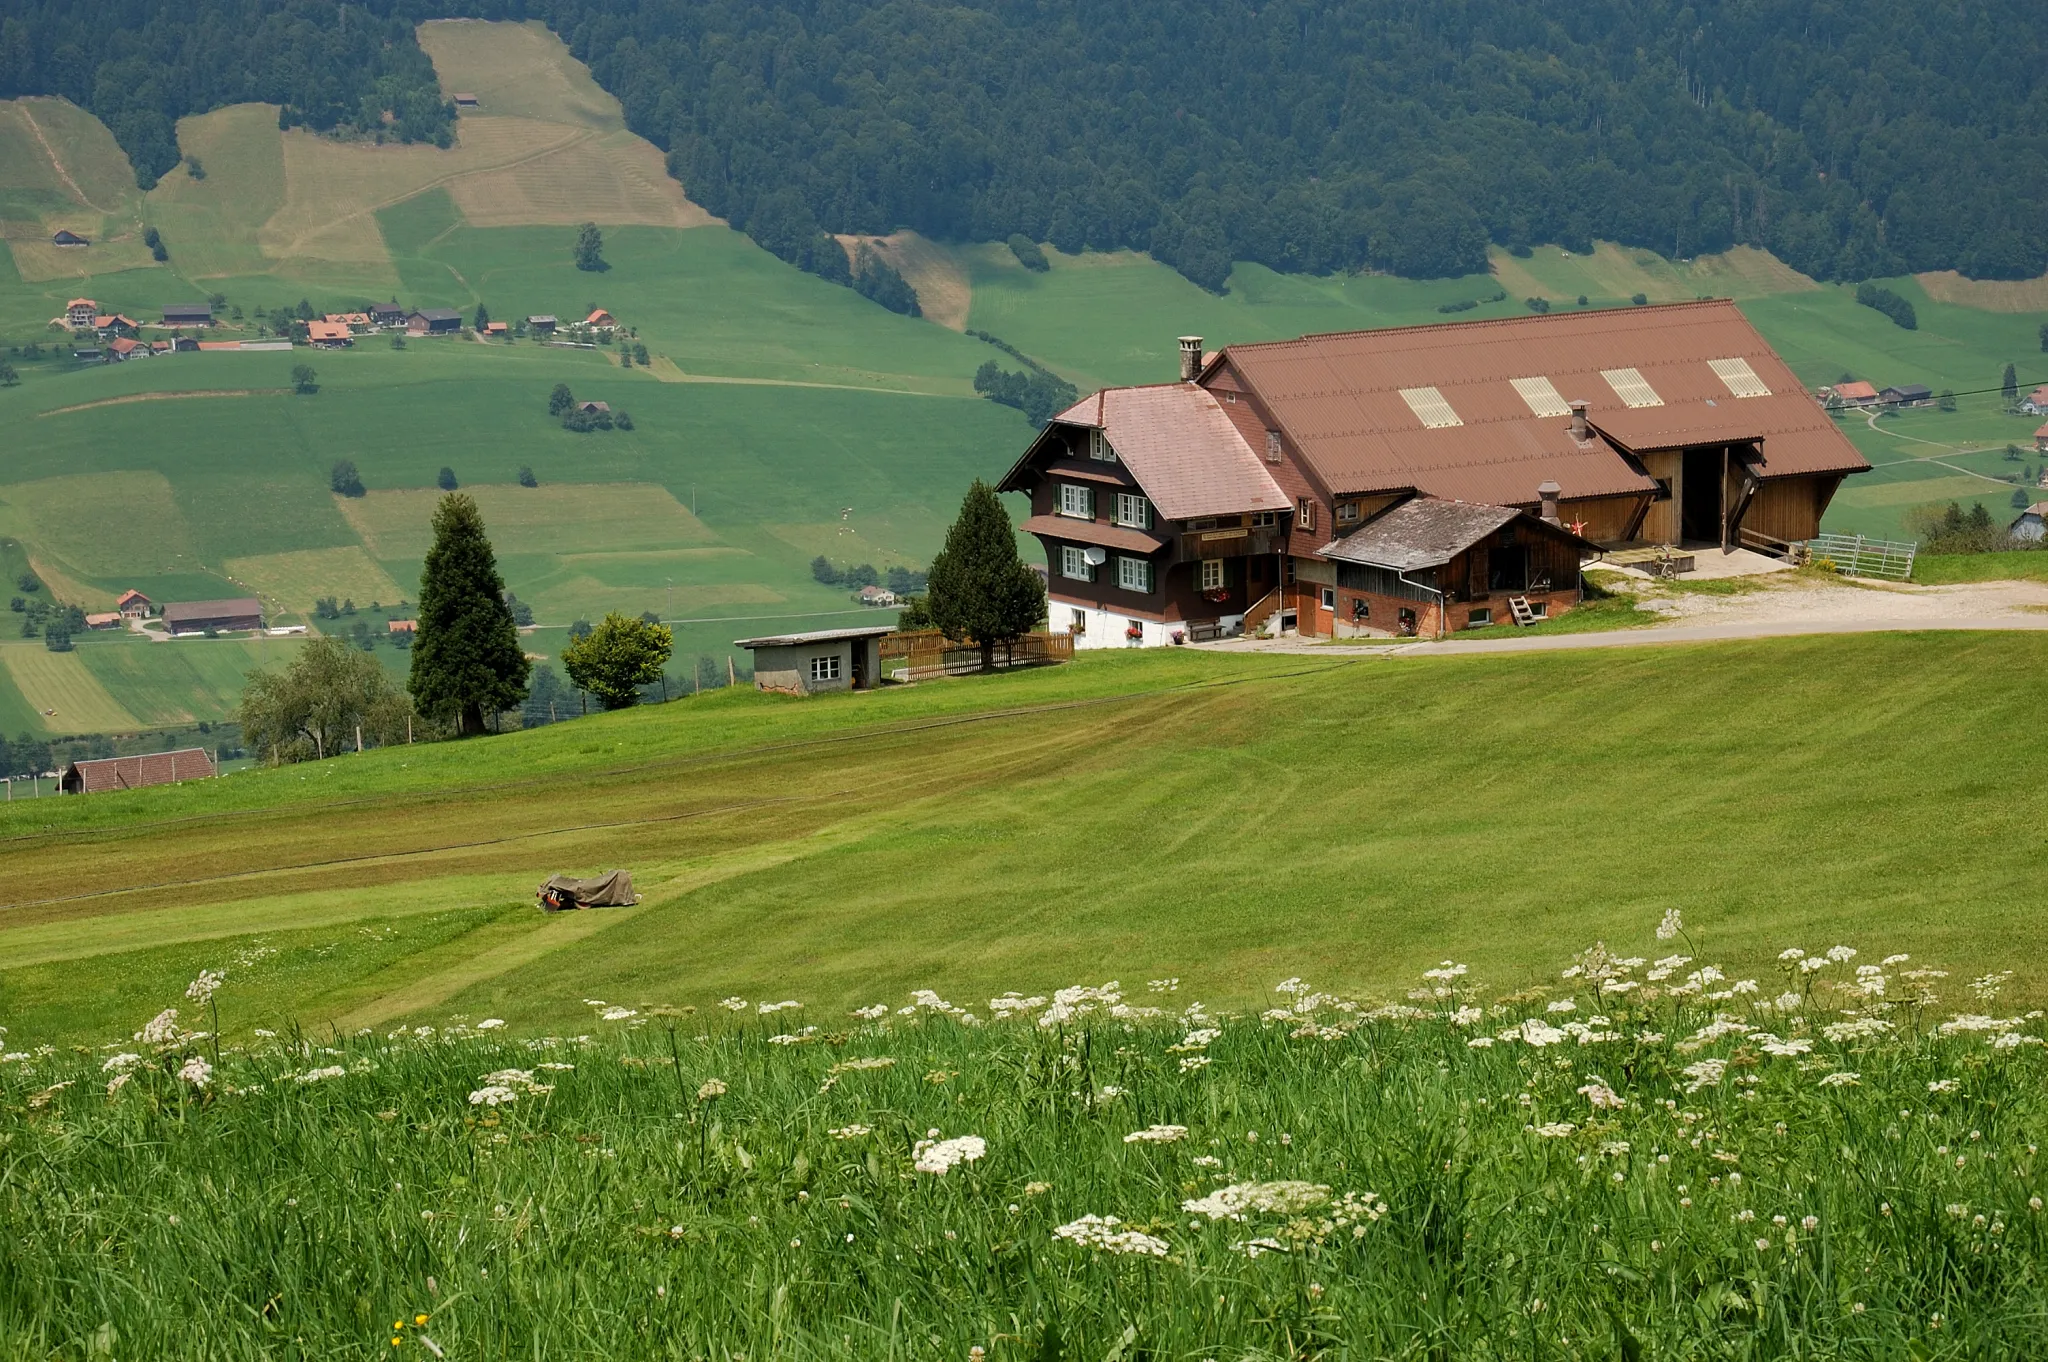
[369,300,406,326]
[407,308,463,335]
[527,315,558,334]
[2023,386,2048,416]
[106,337,141,360]
[858,585,897,607]
[307,319,354,348]
[162,303,213,327]
[2036,422,2048,455]
[453,92,480,107]
[1881,384,1932,407]
[84,611,121,630]
[585,309,615,327]
[162,597,264,635]
[66,298,96,327]
[116,589,152,618]
[324,312,371,328]
[485,321,508,336]
[2013,503,2048,543]
[60,747,216,795]
[576,400,610,414]
[52,229,88,247]
[1321,498,1595,636]
[735,625,895,695]
[1831,380,1880,407]
[388,619,416,634]
[95,314,139,337]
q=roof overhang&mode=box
[1019,514,1171,554]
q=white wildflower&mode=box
[1179,1055,1212,1072]
[828,1124,871,1140]
[912,1135,987,1175]
[476,1019,506,1030]
[295,1066,346,1083]
[1124,1125,1190,1144]
[176,1056,212,1088]
[597,1006,637,1022]
[850,1003,890,1020]
[1546,999,1577,1014]
[1520,1018,1567,1048]
[1825,946,1857,964]
[1822,1018,1892,1042]
[184,970,226,1005]
[1817,1071,1861,1088]
[100,1053,142,1074]
[138,1009,181,1046]
[468,1085,518,1106]
[1183,1181,1332,1221]
[1928,1078,1961,1094]
[1779,948,1806,961]
[717,997,748,1012]
[1053,1215,1170,1257]
[1656,909,1684,941]
[1532,1122,1577,1138]
[1578,1081,1626,1110]
[758,1000,802,1015]
[696,1079,727,1100]
[1681,1059,1727,1093]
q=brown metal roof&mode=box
[1038,384,1291,519]
[161,597,263,625]
[1018,515,1171,554]
[64,748,216,794]
[1216,300,1868,503]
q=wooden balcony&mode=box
[1176,526,1283,561]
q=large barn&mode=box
[999,300,1868,643]
[162,598,264,635]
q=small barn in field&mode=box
[52,229,89,247]
[735,625,894,695]
[60,747,217,794]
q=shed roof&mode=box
[1213,300,1867,504]
[734,624,897,649]
[64,748,216,793]
[162,597,263,624]
[1834,381,1880,400]
[1320,498,1595,571]
[1003,383,1289,520]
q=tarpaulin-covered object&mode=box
[538,870,639,910]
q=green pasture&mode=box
[6,633,2048,1045]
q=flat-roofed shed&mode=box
[733,625,895,695]
[1205,299,1868,549]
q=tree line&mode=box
[6,1,2042,289]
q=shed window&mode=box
[1058,483,1094,518]
[1200,559,1225,591]
[1060,545,1096,581]
[1296,498,1316,531]
[810,654,841,682]
[1114,493,1151,528]
[1466,609,1492,628]
[1116,556,1155,593]
[1088,429,1116,461]
[1251,510,1280,528]
[1336,500,1360,525]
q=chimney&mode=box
[1537,480,1562,525]
[1568,400,1589,443]
[1178,336,1203,382]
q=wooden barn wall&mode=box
[1745,476,1830,543]
[1636,450,1682,545]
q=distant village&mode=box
[52,293,625,363]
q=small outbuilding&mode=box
[734,624,895,695]
[585,308,615,328]
[162,303,213,327]
[84,611,122,629]
[453,92,480,108]
[52,229,89,247]
[526,315,558,334]
[1320,497,1595,637]
[162,597,265,635]
[60,747,216,794]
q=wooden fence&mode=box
[881,630,1074,681]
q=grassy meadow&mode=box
[5,634,2048,1048]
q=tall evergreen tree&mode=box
[409,494,528,735]
[2002,362,2019,404]
[924,480,1045,670]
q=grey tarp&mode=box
[538,870,639,909]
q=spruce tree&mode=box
[409,493,529,735]
[924,479,1045,670]
[2003,362,2019,405]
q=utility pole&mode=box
[666,578,673,620]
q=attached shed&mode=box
[1320,497,1595,637]
[734,625,895,695]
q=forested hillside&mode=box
[3,0,2043,289]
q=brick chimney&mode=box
[1178,336,1203,382]
[1568,400,1589,443]
[1537,480,1562,525]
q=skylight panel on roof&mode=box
[1398,386,1463,428]
[1601,368,1663,408]
[1708,357,1771,398]
[1509,375,1572,418]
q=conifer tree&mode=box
[924,479,1045,670]
[409,494,528,735]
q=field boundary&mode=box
[37,389,290,418]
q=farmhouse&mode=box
[59,747,216,795]
[306,319,354,348]
[94,314,139,337]
[116,589,152,618]
[2023,386,2048,416]
[526,315,558,333]
[999,301,1869,643]
[162,597,264,635]
[407,309,463,335]
[52,229,88,247]
[585,308,615,328]
[858,585,898,607]
[2012,503,2048,543]
[66,298,96,327]
[1830,380,1880,407]
[735,624,895,695]
[485,321,509,336]
[2036,422,2048,456]
[324,312,371,328]
[162,303,213,327]
[369,300,406,326]
[106,337,141,360]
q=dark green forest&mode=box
[3,0,2043,288]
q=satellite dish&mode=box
[1081,546,1107,566]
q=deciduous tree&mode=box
[408,494,529,735]
[240,635,412,762]
[574,222,606,272]
[561,612,673,709]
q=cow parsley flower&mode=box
[1577,1081,1626,1110]
[177,1056,213,1087]
[476,1018,506,1030]
[696,1079,727,1101]
[1657,909,1684,941]
[468,1085,517,1106]
[101,1053,142,1073]
[849,1003,890,1020]
[1532,1122,1577,1138]
[1124,1125,1189,1144]
[1053,1215,1170,1257]
[717,997,748,1012]
[185,970,226,1005]
[295,1066,346,1083]
[912,1135,987,1175]
[1183,1181,1332,1221]
[829,1124,871,1140]
[138,1009,181,1046]
[1817,1071,1861,1088]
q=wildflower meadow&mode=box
[5,918,2048,1358]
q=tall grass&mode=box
[4,922,2047,1358]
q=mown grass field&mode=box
[4,634,2046,1052]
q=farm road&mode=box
[1209,577,2048,658]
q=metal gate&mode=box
[1805,533,1917,581]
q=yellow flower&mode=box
[393,1321,404,1330]
[415,1314,429,1326]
